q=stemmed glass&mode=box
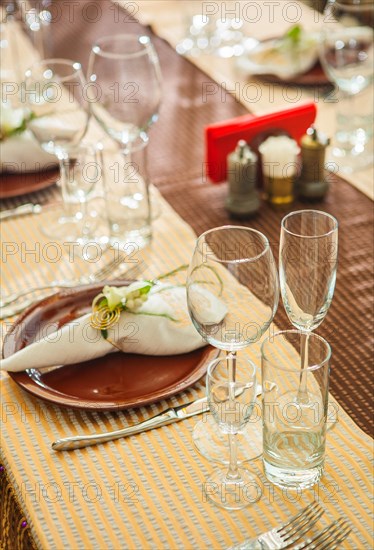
[24,58,90,239]
[87,34,161,150]
[319,0,374,173]
[205,355,260,510]
[87,34,162,248]
[186,226,279,463]
[279,210,338,404]
[16,0,52,58]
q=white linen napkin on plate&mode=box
[0,130,56,173]
[1,285,226,373]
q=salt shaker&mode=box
[225,140,260,217]
[299,126,330,199]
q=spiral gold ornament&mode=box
[90,304,122,331]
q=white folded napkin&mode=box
[1,285,226,373]
[0,130,56,173]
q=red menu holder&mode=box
[205,102,317,183]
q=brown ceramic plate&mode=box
[4,282,215,410]
[0,168,59,199]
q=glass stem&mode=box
[58,156,74,220]
[226,350,240,480]
[226,433,240,480]
[297,331,310,404]
[226,350,236,385]
[80,198,91,240]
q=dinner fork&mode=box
[0,257,145,319]
[291,517,351,549]
[229,501,324,550]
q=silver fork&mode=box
[0,256,145,319]
[229,501,324,550]
[291,517,351,549]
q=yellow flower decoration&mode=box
[89,266,190,340]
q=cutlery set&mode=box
[52,394,214,451]
[229,501,351,549]
[0,202,44,220]
[52,384,262,451]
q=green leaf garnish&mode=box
[285,24,302,45]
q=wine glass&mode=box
[87,33,162,248]
[204,354,260,510]
[186,226,279,463]
[16,0,52,58]
[279,210,338,404]
[319,0,374,173]
[87,34,162,149]
[24,58,90,239]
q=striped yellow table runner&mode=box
[1,190,372,549]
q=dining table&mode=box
[0,1,373,549]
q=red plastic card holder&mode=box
[205,102,317,183]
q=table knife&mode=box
[52,395,210,451]
[52,385,262,452]
[0,203,42,220]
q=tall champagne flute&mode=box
[186,226,279,463]
[24,58,90,239]
[87,34,162,248]
[279,210,338,404]
[319,0,374,173]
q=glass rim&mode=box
[25,58,82,79]
[281,210,338,239]
[196,225,271,264]
[261,330,331,372]
[92,33,154,60]
[207,354,256,381]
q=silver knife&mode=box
[52,385,262,452]
[0,203,42,220]
[52,395,210,452]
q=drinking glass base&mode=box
[192,413,262,464]
[263,459,324,490]
[108,231,152,252]
[39,208,102,243]
[204,468,262,510]
[40,216,83,241]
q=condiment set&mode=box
[225,126,330,216]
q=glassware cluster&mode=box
[187,212,338,509]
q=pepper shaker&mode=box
[299,126,330,199]
[225,140,260,217]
